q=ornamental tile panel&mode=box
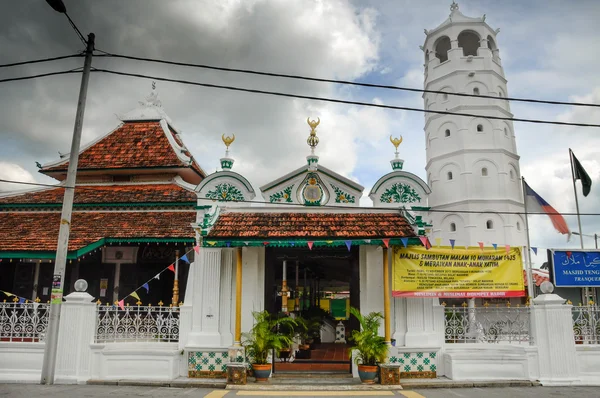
[40,121,204,177]
[389,351,437,374]
[206,212,416,239]
[188,351,229,378]
[0,184,196,205]
[0,211,195,252]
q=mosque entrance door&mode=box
[264,246,359,373]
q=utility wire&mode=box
[96,52,600,109]
[64,12,87,48]
[1,178,599,217]
[92,68,600,128]
[0,54,82,69]
[0,70,80,84]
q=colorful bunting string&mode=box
[382,239,390,248]
[449,239,455,249]
[400,238,408,248]
[532,247,538,255]
[345,240,352,251]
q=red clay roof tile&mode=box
[0,184,196,205]
[206,212,416,239]
[40,121,204,175]
[0,211,195,252]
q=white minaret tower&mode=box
[423,2,526,249]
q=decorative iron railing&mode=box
[0,301,50,342]
[95,303,180,343]
[443,302,531,344]
[572,305,600,345]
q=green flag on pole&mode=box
[572,151,592,197]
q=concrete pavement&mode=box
[2,384,600,397]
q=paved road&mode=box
[1,384,600,397]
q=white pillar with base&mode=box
[532,292,579,385]
[54,280,96,384]
[185,247,223,348]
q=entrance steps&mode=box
[273,371,352,379]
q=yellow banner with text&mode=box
[392,246,525,298]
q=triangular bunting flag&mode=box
[142,283,149,293]
[419,236,429,249]
[326,241,334,244]
[478,242,484,251]
[263,241,270,246]
[364,239,371,244]
[207,241,217,246]
[308,241,314,250]
[18,297,25,304]
[566,251,572,258]
[345,240,352,251]
[167,264,175,273]
[532,247,538,255]
[194,245,200,254]
[449,239,455,249]
[465,246,469,251]
[382,239,390,248]
[154,273,161,280]
[180,254,190,263]
[505,245,511,255]
[492,243,498,250]
[131,292,140,301]
[118,299,125,310]
[290,242,295,247]
[435,238,441,247]
[225,242,231,248]
[3,291,13,297]
[400,237,408,248]
[244,241,250,246]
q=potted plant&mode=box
[242,310,296,382]
[347,307,388,384]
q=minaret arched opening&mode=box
[458,30,480,56]
[434,36,451,63]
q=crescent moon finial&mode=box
[222,133,235,149]
[390,135,403,149]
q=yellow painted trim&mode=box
[204,390,229,398]
[399,391,427,398]
[383,247,391,344]
[236,392,395,396]
[234,247,243,345]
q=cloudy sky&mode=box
[1,0,599,266]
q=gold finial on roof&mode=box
[307,117,320,152]
[390,135,402,150]
[222,134,236,149]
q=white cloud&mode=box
[0,162,37,192]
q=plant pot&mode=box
[357,365,378,384]
[296,348,311,359]
[252,364,272,382]
[278,349,291,361]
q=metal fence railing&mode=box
[572,305,600,345]
[443,302,531,344]
[95,303,180,343]
[0,301,50,342]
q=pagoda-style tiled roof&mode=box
[0,211,195,254]
[40,121,204,175]
[206,211,416,239]
[0,183,196,206]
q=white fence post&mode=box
[532,292,579,385]
[54,282,96,384]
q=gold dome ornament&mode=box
[389,135,404,171]
[307,118,320,152]
[220,134,236,170]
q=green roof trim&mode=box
[0,201,196,209]
[0,237,195,259]
[201,237,422,248]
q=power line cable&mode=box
[1,177,599,217]
[91,68,600,128]
[96,52,600,109]
[0,70,81,84]
[0,54,82,69]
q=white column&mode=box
[32,261,41,301]
[392,297,407,345]
[405,298,443,347]
[359,246,384,335]
[240,247,265,335]
[532,293,579,385]
[186,248,222,348]
[219,249,234,347]
[112,263,121,304]
[54,288,96,384]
